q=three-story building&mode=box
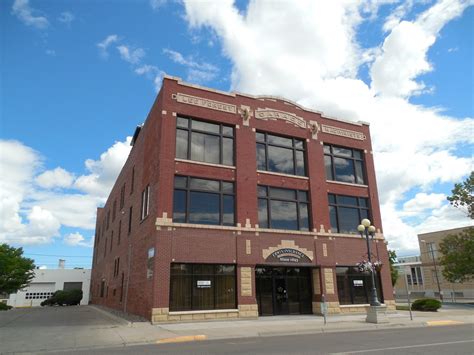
[90,76,395,322]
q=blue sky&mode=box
[1,0,472,268]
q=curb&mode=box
[89,305,131,326]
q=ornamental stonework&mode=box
[172,93,237,114]
[255,108,307,129]
[321,124,366,140]
[262,240,314,263]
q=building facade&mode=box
[90,76,395,323]
[7,266,91,307]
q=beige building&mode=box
[394,227,474,301]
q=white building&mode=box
[7,262,91,307]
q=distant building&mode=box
[90,75,395,323]
[6,260,91,307]
[393,227,474,301]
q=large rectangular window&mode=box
[328,194,369,234]
[169,263,236,312]
[256,132,306,176]
[336,267,383,305]
[258,186,310,231]
[173,176,235,226]
[175,116,234,166]
[324,144,365,184]
[141,185,150,220]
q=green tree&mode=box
[388,249,398,286]
[447,171,473,219]
[0,244,35,294]
[438,227,474,283]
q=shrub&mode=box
[41,289,83,306]
[0,302,12,311]
[411,298,442,312]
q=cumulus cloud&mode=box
[0,138,131,245]
[182,0,473,254]
[11,0,49,29]
[97,34,119,58]
[117,45,146,64]
[163,48,219,83]
[64,232,93,248]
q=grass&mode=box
[396,305,410,311]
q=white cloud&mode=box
[64,232,93,248]
[97,34,119,58]
[117,45,146,64]
[182,0,473,254]
[36,167,74,189]
[150,0,167,10]
[58,11,74,25]
[11,0,49,29]
[163,48,219,83]
[45,49,56,56]
[0,138,131,245]
[135,65,164,92]
[402,192,446,215]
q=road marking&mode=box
[330,339,474,354]
[156,335,207,344]
[426,320,465,326]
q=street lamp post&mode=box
[357,219,381,306]
[421,240,443,302]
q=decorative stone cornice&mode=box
[262,240,314,261]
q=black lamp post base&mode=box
[366,305,389,324]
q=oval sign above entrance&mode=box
[266,248,312,263]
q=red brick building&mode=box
[90,75,395,322]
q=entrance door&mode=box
[256,266,312,316]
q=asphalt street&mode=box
[68,324,474,355]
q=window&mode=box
[256,132,306,176]
[104,238,107,257]
[336,267,383,305]
[131,166,135,195]
[410,266,423,285]
[141,185,150,220]
[118,220,121,245]
[147,248,154,279]
[114,258,120,278]
[258,186,310,231]
[170,264,236,312]
[328,194,370,234]
[128,206,133,234]
[176,116,234,166]
[324,144,365,184]
[100,280,105,298]
[173,176,235,226]
[112,200,117,222]
[106,210,110,230]
[120,184,126,209]
[110,231,113,252]
[426,242,438,259]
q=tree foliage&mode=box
[0,244,35,294]
[438,227,474,283]
[388,249,398,286]
[447,171,473,219]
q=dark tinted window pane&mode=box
[338,207,360,233]
[176,129,188,159]
[222,126,234,136]
[270,200,298,230]
[171,263,192,274]
[295,150,305,176]
[256,132,265,142]
[359,198,368,208]
[333,146,352,157]
[256,143,266,170]
[173,190,186,222]
[222,182,234,193]
[268,146,294,174]
[355,161,364,184]
[337,195,358,206]
[267,134,292,147]
[353,150,362,159]
[324,156,333,180]
[299,203,309,231]
[194,264,214,275]
[270,187,295,200]
[215,275,236,309]
[190,178,220,191]
[329,206,338,233]
[176,117,189,128]
[298,191,308,202]
[223,137,234,165]
[191,132,220,164]
[258,199,268,228]
[189,192,219,225]
[294,139,304,149]
[328,194,336,204]
[170,275,192,311]
[360,208,369,221]
[216,265,235,275]
[174,176,187,188]
[192,120,220,134]
[323,145,331,154]
[258,186,267,197]
[223,195,234,226]
[193,277,214,310]
[334,157,355,183]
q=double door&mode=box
[256,267,312,316]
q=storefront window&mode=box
[336,267,383,305]
[169,264,236,312]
